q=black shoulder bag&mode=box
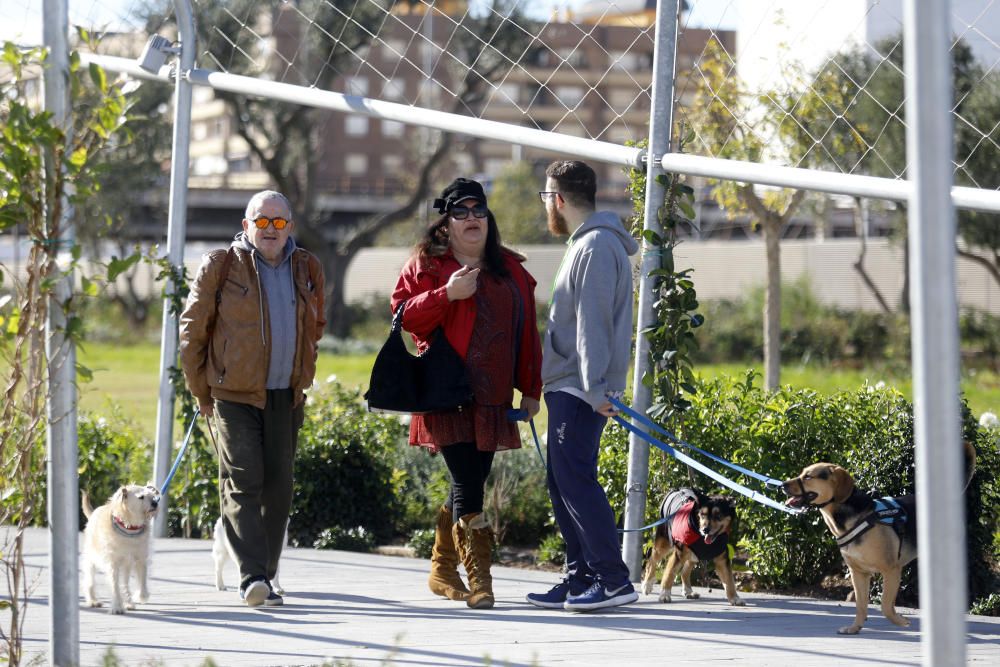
[364,300,473,414]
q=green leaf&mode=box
[88,62,107,93]
[76,363,94,383]
[68,146,87,168]
[107,254,141,281]
[80,276,98,297]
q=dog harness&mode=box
[112,514,146,538]
[663,489,730,561]
[835,496,909,555]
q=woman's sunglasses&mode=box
[253,216,291,230]
[449,204,488,220]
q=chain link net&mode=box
[7,1,999,224]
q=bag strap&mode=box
[391,299,406,332]
[208,248,235,337]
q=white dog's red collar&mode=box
[112,514,146,537]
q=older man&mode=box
[180,190,325,607]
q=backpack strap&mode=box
[208,248,235,337]
[215,248,235,307]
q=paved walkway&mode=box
[14,528,1000,666]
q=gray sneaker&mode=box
[264,589,284,607]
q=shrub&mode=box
[485,444,552,546]
[694,281,914,366]
[537,532,566,566]
[78,409,153,528]
[313,526,376,552]
[406,528,435,559]
[970,593,1000,617]
[290,380,408,546]
[598,372,1000,606]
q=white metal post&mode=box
[42,0,78,664]
[152,0,196,536]
[903,1,966,664]
[622,0,680,579]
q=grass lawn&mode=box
[77,341,1000,440]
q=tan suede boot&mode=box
[453,512,494,609]
[428,505,470,601]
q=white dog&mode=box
[212,517,285,595]
[82,484,160,614]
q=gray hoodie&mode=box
[542,210,639,409]
[235,232,298,390]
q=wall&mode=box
[344,238,1000,314]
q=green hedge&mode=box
[598,372,1000,605]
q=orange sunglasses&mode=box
[252,216,290,230]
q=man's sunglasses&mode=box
[538,191,563,204]
[449,204,488,220]
[252,216,291,230]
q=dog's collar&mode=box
[112,514,146,537]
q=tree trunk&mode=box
[852,197,892,314]
[763,214,782,391]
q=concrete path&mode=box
[14,528,1000,666]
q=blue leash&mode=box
[158,409,200,496]
[609,400,802,516]
[609,397,784,489]
[508,409,545,466]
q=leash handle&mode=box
[612,413,803,516]
[158,408,200,496]
[609,397,784,489]
[507,409,545,466]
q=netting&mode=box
[5,1,1000,222]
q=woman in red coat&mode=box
[391,178,543,609]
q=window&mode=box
[192,155,226,175]
[345,116,369,136]
[608,88,639,111]
[557,48,588,68]
[343,76,369,96]
[381,78,406,101]
[554,86,586,108]
[490,83,520,106]
[381,155,403,174]
[345,153,368,175]
[381,120,405,138]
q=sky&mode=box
[0,1,740,47]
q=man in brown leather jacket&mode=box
[180,190,325,607]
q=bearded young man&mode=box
[527,160,640,612]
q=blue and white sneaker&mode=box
[563,580,638,611]
[526,578,589,609]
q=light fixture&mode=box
[137,34,180,74]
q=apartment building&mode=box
[182,2,733,239]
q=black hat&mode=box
[433,178,487,214]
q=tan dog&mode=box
[641,488,744,606]
[82,484,160,614]
[212,516,285,595]
[782,442,975,634]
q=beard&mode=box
[547,207,569,236]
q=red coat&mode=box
[390,249,542,400]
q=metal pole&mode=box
[622,0,680,580]
[77,52,1000,215]
[152,0,196,536]
[42,1,78,664]
[78,53,643,169]
[904,1,966,664]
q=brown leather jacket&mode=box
[179,243,326,409]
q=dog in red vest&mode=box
[640,488,744,606]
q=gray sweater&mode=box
[236,233,298,390]
[541,210,639,409]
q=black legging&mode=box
[439,441,495,522]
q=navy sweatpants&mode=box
[545,391,631,588]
